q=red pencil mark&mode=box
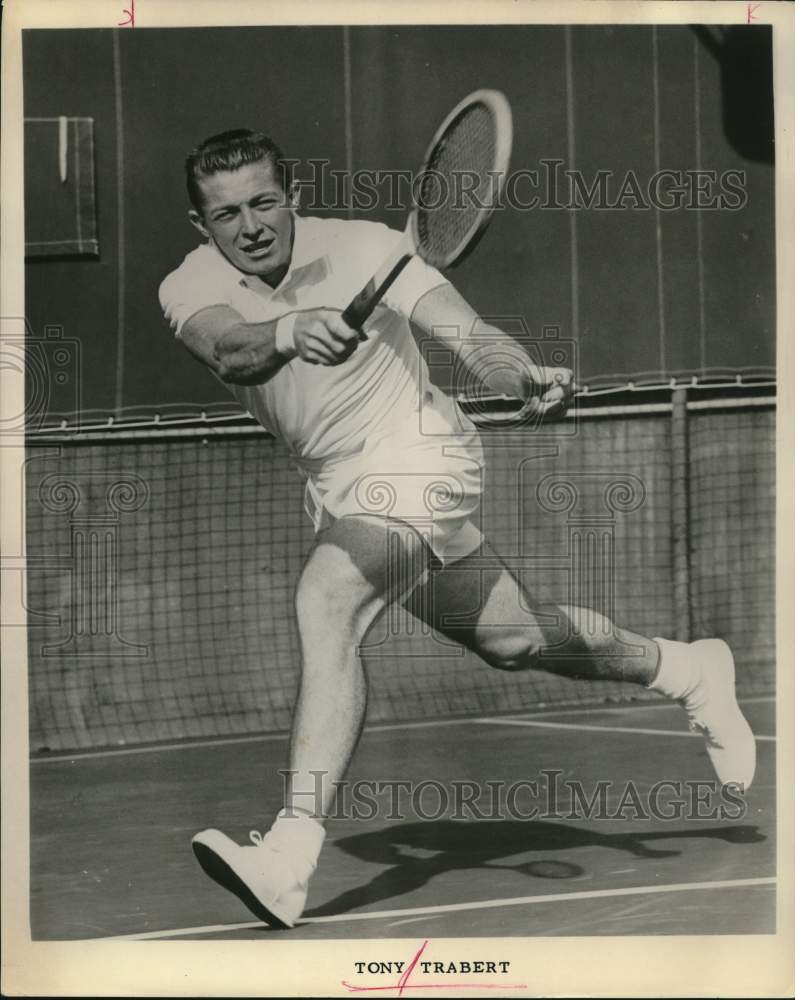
[746,2,761,23]
[118,0,135,27]
[341,941,528,996]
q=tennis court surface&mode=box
[30,695,775,940]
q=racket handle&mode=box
[342,283,380,331]
[342,253,413,332]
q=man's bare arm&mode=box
[410,283,574,419]
[179,305,360,386]
[179,305,289,385]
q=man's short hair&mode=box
[185,129,293,211]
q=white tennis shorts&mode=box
[299,416,485,566]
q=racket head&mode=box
[410,89,513,270]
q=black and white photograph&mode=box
[1,0,793,995]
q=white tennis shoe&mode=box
[192,827,312,929]
[678,638,756,790]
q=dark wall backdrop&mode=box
[23,25,775,420]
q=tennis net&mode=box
[25,381,775,752]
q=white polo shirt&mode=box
[159,214,457,467]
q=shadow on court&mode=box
[306,820,765,918]
[28,699,775,939]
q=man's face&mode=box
[189,160,295,285]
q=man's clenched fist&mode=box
[292,310,360,366]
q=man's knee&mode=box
[476,628,543,672]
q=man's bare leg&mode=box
[287,515,431,818]
[406,537,658,680]
[406,536,755,787]
[192,514,431,927]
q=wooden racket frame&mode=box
[341,89,513,331]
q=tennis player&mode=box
[159,130,756,929]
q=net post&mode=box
[671,386,692,641]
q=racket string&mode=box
[416,102,498,267]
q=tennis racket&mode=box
[341,88,513,331]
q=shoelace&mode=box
[249,829,314,886]
[688,717,721,746]
[249,830,280,850]
[250,828,296,854]
[682,682,722,747]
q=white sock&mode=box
[267,809,326,878]
[648,637,700,701]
